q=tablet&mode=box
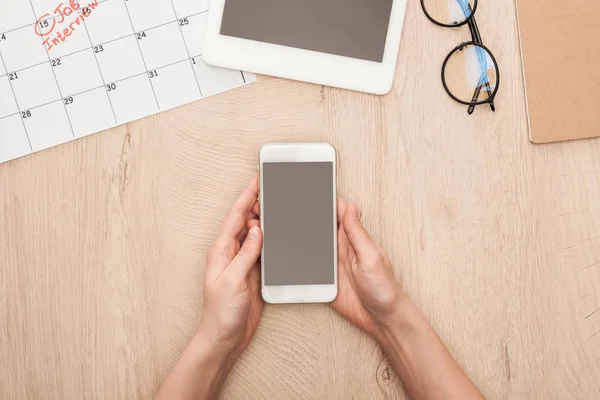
[203,0,408,95]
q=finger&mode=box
[337,195,348,225]
[236,226,249,244]
[337,198,349,247]
[220,176,259,238]
[338,220,350,255]
[227,226,263,279]
[337,197,350,259]
[252,200,260,216]
[247,202,259,224]
[342,203,380,260]
[247,218,260,230]
[237,212,260,243]
[207,234,240,275]
[248,262,262,294]
[246,201,260,230]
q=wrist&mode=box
[193,325,237,371]
[155,327,236,400]
[376,296,423,348]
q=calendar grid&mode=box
[0,56,205,123]
[3,86,100,119]
[80,12,119,124]
[0,50,33,150]
[0,9,210,79]
[0,22,35,37]
[121,0,161,110]
[167,0,203,97]
[0,0,111,37]
[0,0,255,164]
[27,0,76,137]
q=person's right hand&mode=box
[332,197,406,339]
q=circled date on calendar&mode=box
[0,0,256,165]
[34,0,99,51]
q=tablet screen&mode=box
[220,0,394,63]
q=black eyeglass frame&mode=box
[421,0,500,114]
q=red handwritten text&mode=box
[35,0,99,51]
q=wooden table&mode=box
[1,1,599,398]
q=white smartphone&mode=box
[259,143,338,304]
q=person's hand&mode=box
[332,197,406,339]
[332,198,486,400]
[199,176,263,360]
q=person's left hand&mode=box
[199,176,264,360]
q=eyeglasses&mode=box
[421,0,499,114]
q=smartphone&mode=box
[259,143,338,304]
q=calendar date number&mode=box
[36,0,99,51]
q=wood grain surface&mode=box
[1,0,599,398]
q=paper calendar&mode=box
[0,0,256,164]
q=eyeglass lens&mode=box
[443,44,497,104]
[422,0,475,26]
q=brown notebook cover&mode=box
[515,0,600,143]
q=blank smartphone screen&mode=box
[262,162,335,286]
[220,0,394,63]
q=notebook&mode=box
[515,0,600,143]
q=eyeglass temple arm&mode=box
[466,15,495,113]
[468,81,495,114]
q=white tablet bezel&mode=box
[259,143,337,304]
[203,0,408,95]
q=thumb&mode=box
[342,203,379,260]
[228,226,263,278]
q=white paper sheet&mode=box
[0,0,255,164]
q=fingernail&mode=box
[248,226,259,239]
